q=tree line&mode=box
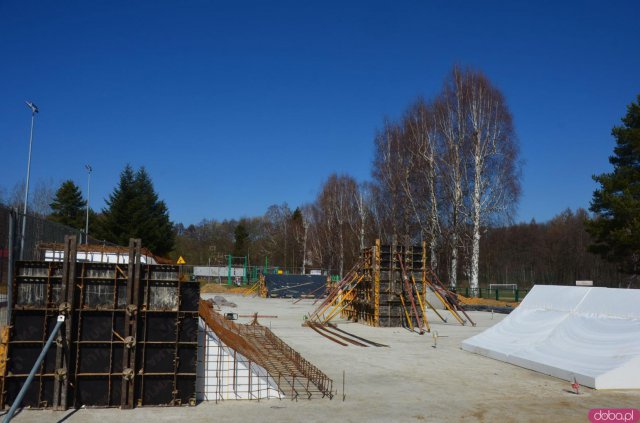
[1,164,175,256]
[2,69,637,290]
[172,72,637,289]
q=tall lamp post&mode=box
[85,165,92,244]
[20,101,39,260]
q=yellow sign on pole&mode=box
[177,256,186,265]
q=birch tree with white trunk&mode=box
[463,69,520,294]
[434,68,471,289]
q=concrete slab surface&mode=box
[5,294,639,423]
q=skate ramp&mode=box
[462,285,640,389]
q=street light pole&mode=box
[20,101,39,260]
[85,165,92,244]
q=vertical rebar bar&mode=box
[342,370,345,401]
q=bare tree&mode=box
[300,205,312,274]
[8,179,55,217]
[402,99,443,271]
[463,68,521,294]
[263,203,292,266]
[372,121,405,238]
[316,174,359,277]
[434,68,471,289]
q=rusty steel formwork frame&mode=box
[341,238,427,328]
[339,238,475,329]
[199,300,333,400]
[1,236,199,410]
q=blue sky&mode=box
[1,1,638,225]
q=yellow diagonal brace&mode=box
[311,271,360,321]
[399,294,413,331]
[410,275,429,332]
[321,274,365,323]
[428,285,465,325]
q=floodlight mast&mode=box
[20,101,39,260]
[85,165,92,244]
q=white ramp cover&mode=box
[462,285,640,389]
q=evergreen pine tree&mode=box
[100,165,175,255]
[586,95,640,280]
[49,180,86,229]
[233,222,249,257]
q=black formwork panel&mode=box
[2,261,65,408]
[135,265,198,406]
[72,262,129,407]
[345,242,427,328]
[2,257,200,410]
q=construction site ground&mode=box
[5,294,639,423]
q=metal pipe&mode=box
[85,165,92,244]
[4,315,65,423]
[20,104,37,260]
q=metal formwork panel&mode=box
[2,258,67,409]
[1,237,200,410]
[72,260,130,408]
[135,264,198,406]
[343,240,427,328]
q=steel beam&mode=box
[121,239,141,408]
[53,235,77,410]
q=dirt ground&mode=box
[199,282,248,294]
[5,294,639,423]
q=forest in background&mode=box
[2,68,636,290]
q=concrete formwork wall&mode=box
[1,243,199,410]
[343,240,426,327]
[196,319,282,400]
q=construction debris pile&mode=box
[210,295,237,308]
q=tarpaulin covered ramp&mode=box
[462,285,640,389]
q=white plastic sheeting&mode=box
[194,266,245,278]
[462,285,640,389]
[196,319,283,400]
[44,249,157,264]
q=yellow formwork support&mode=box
[313,271,359,321]
[399,294,413,331]
[411,274,430,332]
[429,285,465,325]
[322,274,365,323]
[374,239,380,327]
[259,274,268,298]
[0,325,8,378]
[422,240,427,298]
[242,282,260,296]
